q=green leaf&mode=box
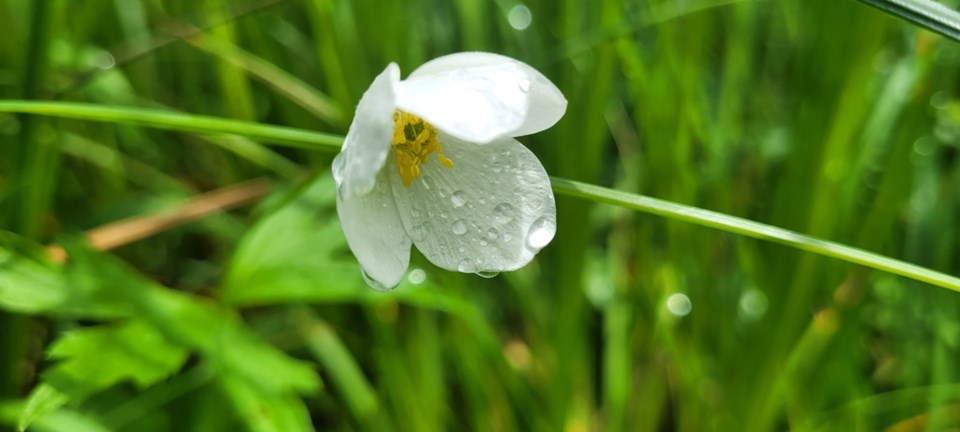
[222,174,366,305]
[17,384,68,431]
[219,375,314,432]
[61,242,321,396]
[0,237,128,318]
[41,319,189,401]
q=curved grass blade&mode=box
[550,178,960,293]
[0,101,342,150]
[0,101,957,293]
[851,0,960,43]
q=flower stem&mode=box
[0,101,957,293]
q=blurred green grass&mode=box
[1,0,960,431]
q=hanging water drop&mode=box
[525,216,556,250]
[361,269,390,291]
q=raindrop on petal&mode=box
[487,228,500,240]
[361,269,390,291]
[457,259,474,272]
[409,223,429,241]
[525,217,556,251]
[493,203,515,223]
[451,190,467,208]
[452,220,468,235]
[476,271,499,279]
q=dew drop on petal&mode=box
[457,259,474,272]
[525,217,556,251]
[451,190,467,208]
[411,208,421,218]
[493,203,515,223]
[361,269,390,291]
[409,223,429,241]
[476,271,499,279]
[458,246,466,253]
[452,219,468,235]
[487,228,500,240]
[518,77,531,92]
[332,154,346,185]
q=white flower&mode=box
[332,52,566,290]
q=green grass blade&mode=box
[0,100,957,294]
[0,101,342,150]
[549,178,960,293]
[851,0,960,42]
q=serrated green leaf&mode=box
[0,235,129,318]
[61,242,321,396]
[42,319,189,401]
[222,174,366,305]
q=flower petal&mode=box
[332,63,399,199]
[397,52,566,143]
[336,167,411,290]
[390,134,556,274]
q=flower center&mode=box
[391,111,453,187]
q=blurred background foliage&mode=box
[0,0,959,431]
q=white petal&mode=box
[390,134,556,274]
[401,52,566,140]
[336,167,411,290]
[333,63,399,199]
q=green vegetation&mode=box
[1,0,959,430]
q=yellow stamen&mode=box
[391,111,453,187]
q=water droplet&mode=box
[667,293,692,317]
[458,246,467,253]
[407,269,426,285]
[440,211,449,219]
[502,233,513,242]
[525,217,556,250]
[493,203,515,223]
[452,220,468,235]
[376,180,388,193]
[451,190,467,208]
[409,223,429,241]
[739,289,768,320]
[479,197,487,205]
[421,176,433,190]
[457,259,474,272]
[479,239,489,246]
[361,269,391,291]
[518,77,531,92]
[332,155,346,185]
[507,4,533,31]
[411,208,421,218]
[487,228,500,240]
[477,271,499,279]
